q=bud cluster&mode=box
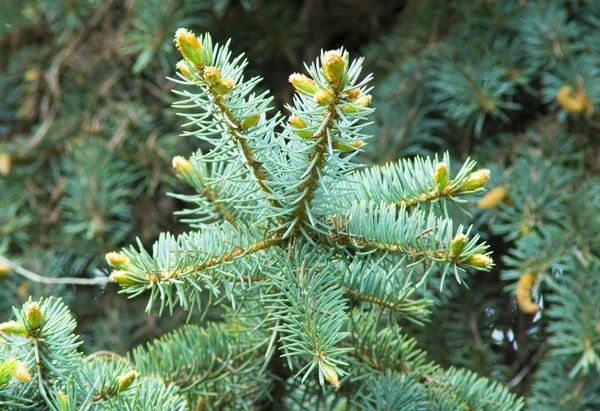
[175,29,235,95]
[287,49,370,153]
[106,252,138,287]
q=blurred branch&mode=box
[0,255,109,286]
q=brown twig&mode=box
[0,255,109,286]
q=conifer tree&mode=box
[0,27,529,410]
[2,0,599,409]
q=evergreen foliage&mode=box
[0,23,521,409]
[1,0,599,409]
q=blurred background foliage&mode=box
[1,0,599,406]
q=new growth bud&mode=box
[343,94,372,113]
[288,116,314,138]
[110,270,137,286]
[203,67,235,94]
[323,50,345,88]
[217,77,236,94]
[176,60,195,81]
[556,85,593,115]
[13,361,31,383]
[0,153,11,176]
[26,302,42,330]
[333,141,365,152]
[478,187,509,210]
[346,89,361,100]
[314,89,334,106]
[460,169,490,191]
[172,156,193,176]
[117,370,138,392]
[175,28,203,68]
[516,272,540,315]
[0,321,27,336]
[448,234,466,258]
[57,390,69,411]
[241,114,260,130]
[289,73,318,94]
[203,67,221,86]
[434,163,449,190]
[466,254,493,268]
[321,363,340,389]
[106,252,130,270]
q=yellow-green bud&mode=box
[0,261,10,279]
[434,163,449,190]
[13,361,31,383]
[175,28,203,68]
[106,252,130,270]
[203,66,221,87]
[323,50,345,88]
[13,364,29,383]
[477,187,509,210]
[321,363,340,389]
[288,116,314,138]
[0,321,27,336]
[176,60,195,81]
[0,360,16,386]
[460,169,490,192]
[117,370,138,392]
[57,390,69,411]
[343,94,371,113]
[289,73,318,94]
[516,272,540,315]
[241,114,260,129]
[314,89,334,106]
[346,89,360,101]
[0,154,11,176]
[448,234,466,257]
[172,156,193,176]
[213,77,236,95]
[556,85,594,115]
[110,270,137,286]
[466,254,493,268]
[26,302,42,330]
[333,141,365,152]
[288,115,306,129]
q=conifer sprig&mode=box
[101,29,496,391]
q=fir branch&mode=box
[113,222,282,313]
[329,201,492,274]
[339,255,433,324]
[265,242,351,387]
[338,153,486,212]
[204,78,278,208]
